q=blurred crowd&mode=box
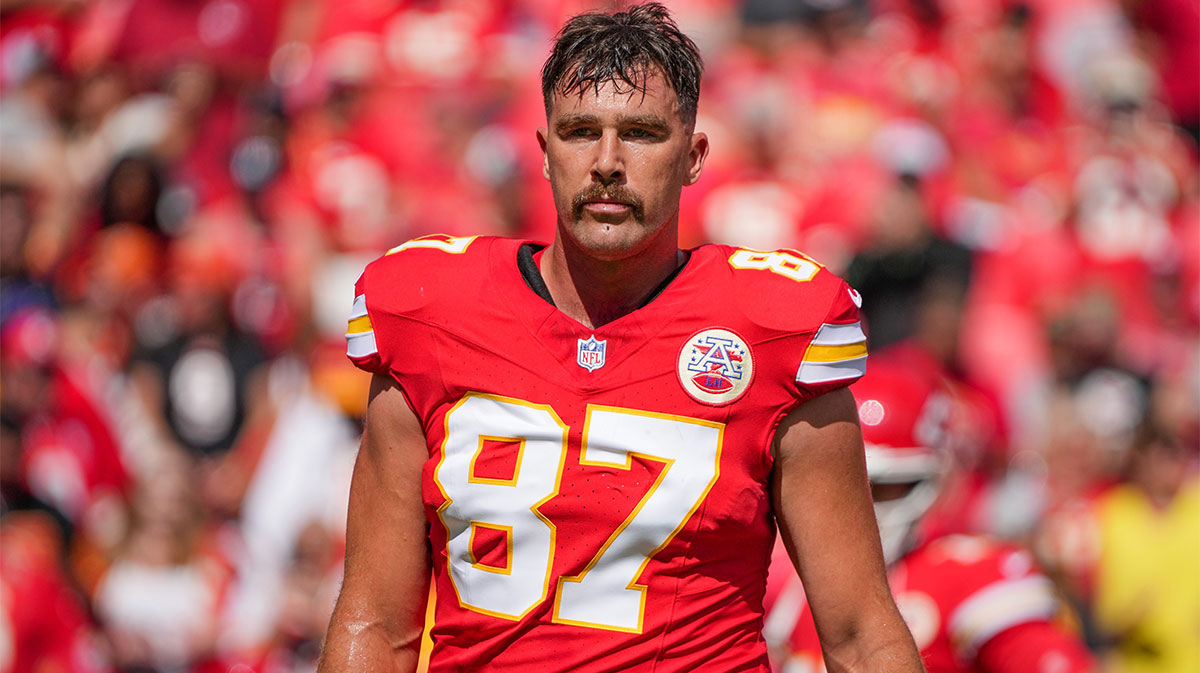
[0,0,1195,672]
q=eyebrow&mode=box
[554,113,672,134]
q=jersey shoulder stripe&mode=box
[797,320,867,385]
[346,294,377,359]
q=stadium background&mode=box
[0,0,1196,671]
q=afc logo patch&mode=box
[677,328,754,405]
[577,335,607,372]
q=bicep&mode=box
[771,387,902,658]
[322,374,431,671]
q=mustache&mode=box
[571,185,643,220]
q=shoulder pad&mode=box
[345,234,491,372]
[715,245,867,388]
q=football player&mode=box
[319,3,923,673]
[764,358,1097,673]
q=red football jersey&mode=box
[765,534,1094,673]
[346,235,868,672]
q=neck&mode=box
[540,235,683,329]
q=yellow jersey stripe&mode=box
[804,341,868,363]
[347,314,373,335]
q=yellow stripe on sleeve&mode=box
[796,321,868,385]
[347,314,373,335]
[803,341,868,363]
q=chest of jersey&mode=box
[409,276,792,640]
[351,236,864,671]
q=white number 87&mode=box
[433,393,724,633]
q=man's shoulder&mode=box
[347,234,531,373]
[692,243,862,336]
[357,235,528,313]
[362,234,513,281]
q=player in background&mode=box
[764,357,1096,673]
[319,3,923,672]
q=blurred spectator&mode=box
[260,520,342,673]
[93,449,231,673]
[98,153,166,235]
[0,512,111,673]
[846,172,972,350]
[0,308,128,534]
[1064,52,1196,363]
[1117,0,1200,148]
[1038,422,1200,673]
[218,355,356,658]
[1088,424,1199,673]
[126,254,270,463]
[0,183,56,323]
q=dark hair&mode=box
[541,2,703,126]
[99,152,164,234]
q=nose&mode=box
[591,131,625,186]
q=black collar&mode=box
[517,243,554,305]
[516,243,691,311]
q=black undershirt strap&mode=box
[516,243,692,311]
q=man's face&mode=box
[538,69,707,261]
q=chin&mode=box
[572,224,653,260]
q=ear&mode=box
[537,127,550,181]
[684,132,709,186]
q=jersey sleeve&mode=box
[346,269,385,374]
[344,234,491,378]
[791,276,868,400]
[722,245,868,405]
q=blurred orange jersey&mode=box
[346,235,867,672]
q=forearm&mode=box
[816,585,924,673]
[318,375,432,673]
[821,617,926,673]
[773,390,925,673]
[317,597,423,673]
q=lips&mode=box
[572,188,642,220]
[583,200,632,214]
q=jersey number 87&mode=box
[433,393,724,633]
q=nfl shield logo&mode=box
[577,335,607,372]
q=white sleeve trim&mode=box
[350,294,368,320]
[948,575,1059,657]
[346,331,378,359]
[797,356,867,385]
[809,321,866,346]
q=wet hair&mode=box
[541,2,703,126]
